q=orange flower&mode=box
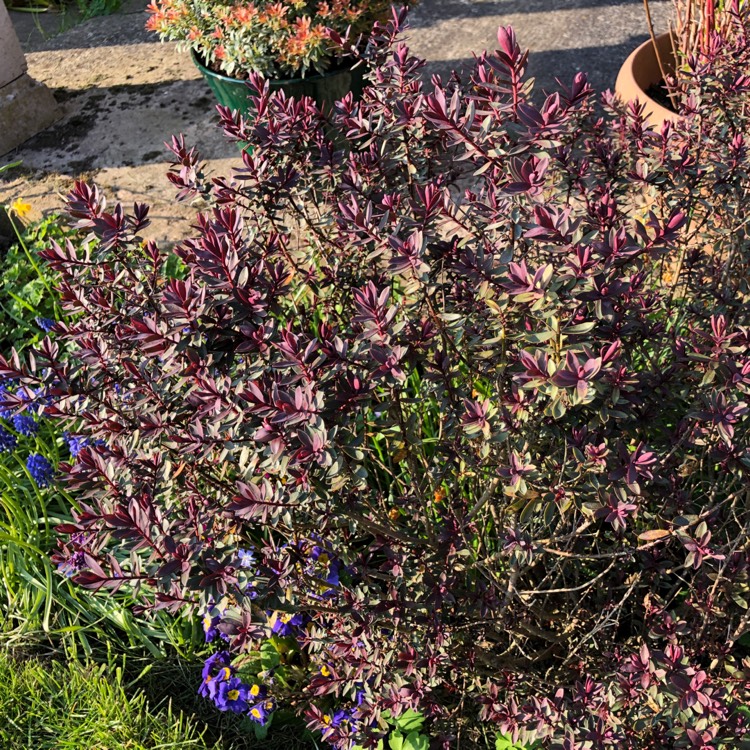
[232,3,257,24]
[265,2,287,19]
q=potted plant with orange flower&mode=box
[146,0,416,115]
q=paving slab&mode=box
[0,0,670,246]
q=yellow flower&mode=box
[10,198,32,219]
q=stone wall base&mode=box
[0,73,61,156]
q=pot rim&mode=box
[614,31,679,126]
[190,49,356,86]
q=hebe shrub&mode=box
[2,9,750,748]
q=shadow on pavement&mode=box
[420,35,649,101]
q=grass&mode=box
[0,650,319,750]
[0,210,63,353]
[0,651,216,749]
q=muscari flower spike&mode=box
[13,414,39,437]
[0,385,13,420]
[64,432,88,457]
[26,453,53,488]
[35,317,55,332]
[58,550,87,578]
[0,426,17,453]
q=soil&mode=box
[645,80,678,113]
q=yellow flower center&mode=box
[219,667,231,680]
[322,714,332,725]
[321,665,331,677]
[251,708,262,719]
[228,689,240,701]
[280,612,293,623]
[250,684,261,696]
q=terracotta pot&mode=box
[615,32,678,128]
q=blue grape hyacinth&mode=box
[0,426,17,453]
[13,414,39,437]
[0,385,12,419]
[26,453,54,488]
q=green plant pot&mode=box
[191,51,365,117]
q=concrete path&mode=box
[1,0,669,245]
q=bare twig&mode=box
[643,0,680,110]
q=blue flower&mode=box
[63,432,104,456]
[0,426,17,453]
[16,386,43,415]
[198,651,232,700]
[63,432,85,457]
[57,550,87,578]
[13,414,39,437]
[244,582,259,599]
[214,677,251,713]
[26,453,53,488]
[202,610,221,642]
[0,385,13,419]
[270,610,304,637]
[238,548,255,569]
[332,708,355,727]
[248,698,275,725]
[35,317,55,332]
[325,559,342,589]
[247,682,267,702]
[305,542,342,598]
